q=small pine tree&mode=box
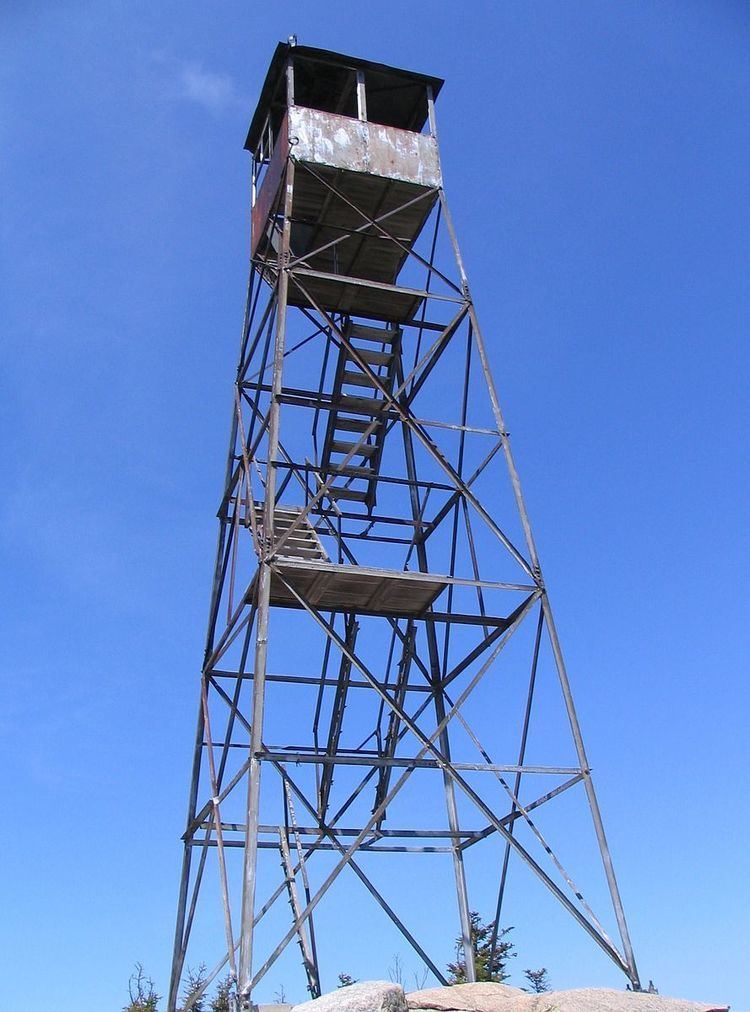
[523,968,550,993]
[180,964,207,1012]
[447,912,515,983]
[124,964,161,1012]
[337,973,357,988]
[210,975,234,1012]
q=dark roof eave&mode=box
[244,42,444,153]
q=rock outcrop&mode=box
[294,981,408,1012]
[292,981,728,1012]
[406,982,728,1012]
[408,984,526,1010]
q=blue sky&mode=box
[2,2,749,1010]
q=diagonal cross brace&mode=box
[268,572,630,977]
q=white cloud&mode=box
[150,51,242,116]
[178,60,238,114]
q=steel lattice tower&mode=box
[168,43,641,1012]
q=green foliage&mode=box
[446,912,515,984]
[124,964,161,1012]
[209,974,234,1012]
[180,964,208,1012]
[523,968,550,993]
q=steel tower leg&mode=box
[168,219,262,1012]
[399,399,476,982]
[237,156,296,1009]
[440,190,640,989]
[542,597,641,989]
[168,699,206,1012]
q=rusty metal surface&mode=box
[289,106,442,188]
[251,115,289,257]
[254,163,438,286]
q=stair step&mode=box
[348,324,398,344]
[325,487,369,502]
[274,520,313,534]
[342,370,382,389]
[329,464,375,478]
[330,440,378,458]
[275,533,320,546]
[276,543,325,558]
[338,395,389,415]
[277,532,318,546]
[334,416,377,433]
[346,347,393,367]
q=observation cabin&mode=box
[245,43,444,322]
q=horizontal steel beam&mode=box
[289,267,465,305]
[260,750,580,775]
[209,669,437,693]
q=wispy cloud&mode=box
[151,51,243,116]
[178,60,238,114]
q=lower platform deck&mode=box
[259,557,448,617]
[246,557,531,627]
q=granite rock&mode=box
[294,982,408,1012]
[408,984,525,1011]
[405,984,727,1012]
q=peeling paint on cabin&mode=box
[288,107,442,188]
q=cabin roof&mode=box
[245,42,444,153]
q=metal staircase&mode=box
[264,505,328,562]
[319,321,401,510]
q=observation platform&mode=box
[265,557,448,617]
[248,506,526,626]
[247,44,444,321]
[250,504,447,616]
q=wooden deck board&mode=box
[268,559,448,616]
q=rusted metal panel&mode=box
[251,115,289,257]
[288,106,442,188]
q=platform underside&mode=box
[287,267,425,322]
[287,163,438,283]
[257,558,448,616]
[254,158,438,320]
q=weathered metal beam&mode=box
[258,751,579,774]
[238,153,297,1007]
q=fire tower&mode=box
[168,42,641,1012]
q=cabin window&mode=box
[362,70,429,132]
[292,57,358,119]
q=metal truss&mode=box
[168,50,640,1012]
